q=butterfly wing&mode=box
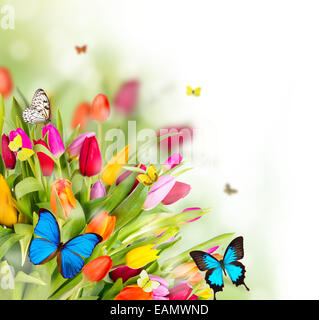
[186,86,193,96]
[23,89,51,124]
[17,148,35,161]
[29,238,58,265]
[190,251,224,299]
[137,173,154,186]
[194,87,201,97]
[137,270,149,289]
[147,165,159,183]
[223,236,249,290]
[29,209,60,265]
[59,233,102,278]
[8,135,22,152]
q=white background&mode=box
[12,0,319,298]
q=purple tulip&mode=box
[90,180,106,200]
[67,132,95,160]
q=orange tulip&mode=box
[0,67,13,98]
[83,256,113,282]
[86,211,116,241]
[114,285,153,300]
[50,178,76,219]
[91,94,110,122]
[71,102,91,130]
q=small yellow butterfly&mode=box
[8,135,34,161]
[186,86,201,97]
[137,270,160,293]
[137,164,159,186]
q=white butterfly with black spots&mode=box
[22,89,51,124]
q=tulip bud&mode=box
[161,181,191,205]
[183,207,202,223]
[79,136,102,177]
[82,256,113,282]
[163,153,182,171]
[114,80,139,115]
[1,134,16,169]
[33,139,55,176]
[114,285,153,300]
[67,132,95,160]
[42,124,65,158]
[0,67,13,98]
[90,180,106,200]
[0,174,18,227]
[86,211,116,242]
[101,145,130,185]
[71,102,91,130]
[91,94,110,122]
[125,244,159,269]
[142,175,176,210]
[50,178,76,219]
[110,266,142,283]
[168,283,198,300]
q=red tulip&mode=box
[1,134,16,169]
[110,266,142,283]
[162,181,191,205]
[71,102,91,130]
[83,256,113,282]
[91,94,110,122]
[33,139,55,176]
[79,136,102,177]
[0,67,13,98]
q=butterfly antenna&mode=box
[243,283,250,291]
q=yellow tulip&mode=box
[125,244,159,269]
[0,174,18,227]
[101,145,129,185]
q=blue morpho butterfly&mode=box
[29,209,102,279]
[190,236,249,300]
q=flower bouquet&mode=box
[0,84,238,301]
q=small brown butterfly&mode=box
[224,183,238,195]
[75,45,87,54]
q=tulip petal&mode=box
[143,175,176,210]
[161,181,191,205]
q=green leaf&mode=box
[101,278,123,300]
[15,177,43,199]
[62,200,86,242]
[15,271,46,286]
[0,228,23,260]
[162,232,236,270]
[56,108,64,142]
[14,223,33,266]
[66,124,80,148]
[112,183,148,231]
[11,97,29,135]
[122,166,146,174]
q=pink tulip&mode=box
[67,132,95,160]
[183,207,202,223]
[143,175,176,210]
[168,283,198,300]
[149,275,169,300]
[9,128,32,150]
[114,80,139,115]
[162,181,191,205]
[116,164,146,193]
[163,153,182,171]
[42,124,65,158]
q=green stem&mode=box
[87,176,92,202]
[57,158,63,178]
[97,122,103,150]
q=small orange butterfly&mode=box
[75,45,87,54]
